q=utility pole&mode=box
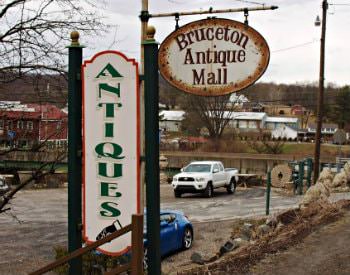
[314,0,328,184]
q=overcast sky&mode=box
[84,0,350,86]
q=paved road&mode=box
[161,185,300,222]
[160,185,350,222]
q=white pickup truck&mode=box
[171,161,239,198]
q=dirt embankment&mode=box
[177,200,350,275]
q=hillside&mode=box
[0,74,67,108]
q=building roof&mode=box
[272,124,298,133]
[230,112,267,120]
[27,104,67,120]
[159,110,185,121]
[0,101,36,112]
[265,116,298,123]
[307,122,338,129]
[0,110,41,119]
[207,111,267,120]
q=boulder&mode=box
[300,168,333,208]
[239,223,253,241]
[232,237,249,247]
[219,241,238,256]
[344,161,350,182]
[191,252,204,265]
[256,224,272,237]
[331,172,348,189]
[265,216,278,228]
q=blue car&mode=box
[143,209,194,268]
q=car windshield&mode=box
[183,164,211,173]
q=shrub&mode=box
[53,246,131,275]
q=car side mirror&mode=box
[180,168,184,172]
[213,168,219,173]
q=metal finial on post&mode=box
[70,31,80,46]
[146,25,156,41]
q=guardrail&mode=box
[29,214,143,275]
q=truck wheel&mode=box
[204,183,213,198]
[227,178,236,194]
[174,190,182,198]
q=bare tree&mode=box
[0,102,68,214]
[245,128,285,154]
[0,0,107,82]
[180,93,238,139]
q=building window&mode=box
[27,121,33,131]
[17,120,24,129]
[56,121,62,130]
[0,120,3,130]
[7,121,13,130]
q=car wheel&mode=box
[182,227,193,249]
[174,190,182,198]
[227,178,236,194]
[204,183,213,198]
[143,248,148,271]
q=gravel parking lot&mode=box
[1,186,349,275]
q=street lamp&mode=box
[314,15,321,26]
[313,0,328,184]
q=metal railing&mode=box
[29,214,144,275]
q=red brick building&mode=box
[28,104,68,146]
[0,102,67,148]
[0,107,41,148]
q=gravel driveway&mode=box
[1,187,349,275]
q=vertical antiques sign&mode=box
[159,18,270,96]
[82,51,140,255]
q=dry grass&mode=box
[178,200,350,275]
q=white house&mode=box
[159,110,185,132]
[230,112,267,130]
[265,116,299,130]
[272,125,298,140]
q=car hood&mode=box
[175,172,211,178]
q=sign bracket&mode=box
[143,5,278,20]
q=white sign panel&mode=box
[159,18,270,96]
[82,51,140,255]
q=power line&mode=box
[233,0,266,6]
[272,40,318,53]
[329,3,350,6]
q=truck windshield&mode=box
[184,164,211,173]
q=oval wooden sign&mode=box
[159,18,270,96]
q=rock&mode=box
[276,222,284,231]
[300,168,333,208]
[240,223,253,241]
[191,252,204,265]
[344,161,350,182]
[265,216,277,227]
[331,172,348,189]
[256,224,272,237]
[317,168,334,189]
[232,237,249,247]
[219,241,238,256]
